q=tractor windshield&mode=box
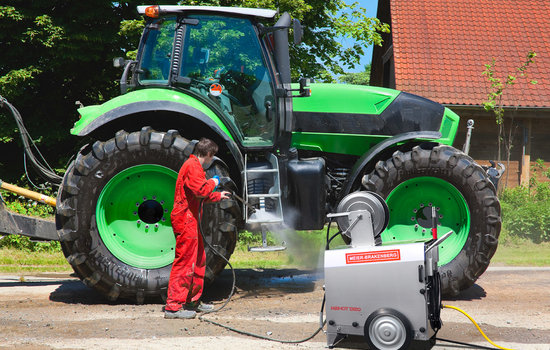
[180,15,276,147]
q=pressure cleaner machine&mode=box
[323,191,449,349]
[210,179,449,349]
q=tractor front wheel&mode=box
[56,127,239,303]
[362,144,501,296]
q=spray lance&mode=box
[213,176,256,213]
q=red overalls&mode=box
[165,155,221,312]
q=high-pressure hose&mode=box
[197,195,326,344]
[197,198,236,314]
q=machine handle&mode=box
[425,230,454,253]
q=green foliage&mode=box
[482,51,537,164]
[0,1,147,183]
[500,159,550,243]
[0,234,60,253]
[482,51,537,125]
[175,0,389,81]
[339,64,371,85]
[237,230,277,247]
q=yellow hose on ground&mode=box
[443,304,516,350]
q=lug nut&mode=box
[411,217,415,221]
[155,224,159,228]
[145,224,149,229]
[137,220,141,225]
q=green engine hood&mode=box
[291,83,459,156]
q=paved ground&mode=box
[0,266,549,349]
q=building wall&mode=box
[451,107,550,189]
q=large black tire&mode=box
[56,127,239,303]
[362,144,501,296]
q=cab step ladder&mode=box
[243,153,286,252]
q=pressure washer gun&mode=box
[215,176,256,213]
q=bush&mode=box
[0,234,61,253]
[500,159,550,243]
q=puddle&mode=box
[230,270,324,293]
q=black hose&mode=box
[197,196,327,344]
[0,95,62,185]
[436,337,503,350]
[197,198,236,314]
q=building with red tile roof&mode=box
[370,0,550,187]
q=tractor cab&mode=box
[127,6,300,149]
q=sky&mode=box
[340,0,379,73]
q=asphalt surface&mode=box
[0,266,549,349]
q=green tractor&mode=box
[55,5,500,303]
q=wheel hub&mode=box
[369,315,406,349]
[138,199,164,224]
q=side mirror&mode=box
[293,19,303,45]
[113,57,126,68]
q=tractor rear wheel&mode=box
[56,127,239,303]
[362,144,501,296]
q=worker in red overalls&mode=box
[164,138,230,319]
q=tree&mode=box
[0,1,148,182]
[482,51,537,187]
[339,63,371,85]
[0,1,387,183]
[118,0,389,81]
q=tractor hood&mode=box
[291,83,459,155]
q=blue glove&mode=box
[212,175,220,190]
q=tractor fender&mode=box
[339,131,442,200]
[76,100,244,174]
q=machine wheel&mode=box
[364,309,412,350]
[56,127,239,303]
[362,144,501,296]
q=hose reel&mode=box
[330,191,390,246]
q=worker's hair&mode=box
[194,138,218,157]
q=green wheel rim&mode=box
[96,164,177,269]
[383,177,470,266]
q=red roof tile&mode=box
[390,0,550,107]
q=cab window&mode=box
[137,17,176,85]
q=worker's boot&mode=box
[164,309,197,319]
[185,301,214,312]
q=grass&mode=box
[0,230,548,274]
[490,240,550,267]
[0,247,71,273]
